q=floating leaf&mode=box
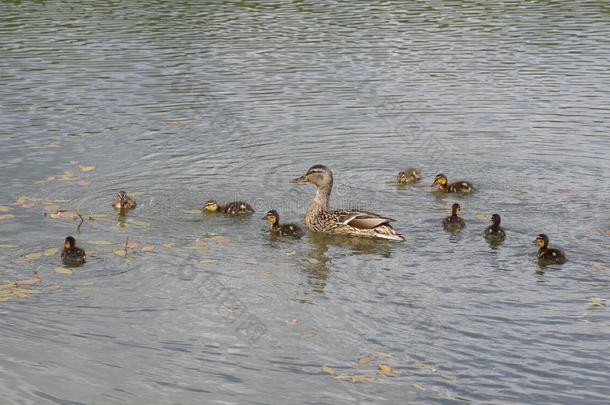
[54,267,74,275]
[0,214,15,221]
[199,258,218,265]
[413,383,426,391]
[125,240,139,249]
[300,331,315,339]
[592,263,610,272]
[86,239,116,245]
[182,209,202,215]
[162,243,174,249]
[375,351,393,359]
[0,206,13,212]
[357,356,371,365]
[260,270,276,278]
[0,244,20,249]
[15,277,41,286]
[48,282,60,291]
[213,237,231,245]
[125,256,136,264]
[130,219,150,228]
[112,249,127,256]
[43,247,58,256]
[378,363,397,377]
[185,239,207,250]
[286,250,296,256]
[412,363,437,372]
[24,252,43,261]
[306,257,320,265]
[322,365,336,375]
[424,186,436,192]
[78,165,96,172]
[0,291,12,301]
[57,170,78,181]
[512,192,530,201]
[588,297,606,308]
[47,141,61,148]
[474,213,488,221]
[440,372,457,381]
[141,244,155,252]
[335,374,376,382]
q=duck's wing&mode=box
[333,210,395,230]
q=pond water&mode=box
[1,1,609,404]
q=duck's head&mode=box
[264,210,279,224]
[115,191,128,208]
[203,200,221,212]
[491,214,501,226]
[291,165,333,187]
[64,236,76,249]
[451,203,461,215]
[535,234,549,248]
[432,173,447,187]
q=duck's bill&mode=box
[290,176,307,184]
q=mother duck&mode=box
[291,165,404,241]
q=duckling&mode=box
[431,174,474,193]
[443,203,465,231]
[113,191,137,210]
[535,234,567,264]
[61,236,86,266]
[203,200,254,215]
[264,210,304,237]
[484,214,506,242]
[397,168,422,184]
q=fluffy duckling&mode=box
[443,203,465,231]
[535,234,567,264]
[484,214,506,242]
[264,210,304,237]
[432,174,474,193]
[61,236,86,266]
[203,200,254,215]
[113,191,137,210]
[397,168,422,184]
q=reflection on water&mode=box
[1,1,610,404]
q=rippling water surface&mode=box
[1,1,610,404]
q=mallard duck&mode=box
[291,165,404,241]
[535,234,567,264]
[397,168,421,184]
[443,203,465,231]
[431,174,474,193]
[61,236,86,266]
[484,214,506,241]
[203,200,254,215]
[113,191,137,210]
[264,210,304,237]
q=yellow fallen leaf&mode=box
[162,243,174,249]
[357,356,371,365]
[48,282,60,291]
[375,351,393,358]
[199,259,218,264]
[55,267,74,275]
[14,277,41,286]
[335,374,376,382]
[113,249,127,256]
[0,206,13,212]
[0,291,12,301]
[25,252,43,261]
[141,244,155,252]
[306,257,320,265]
[474,213,488,221]
[78,165,96,172]
[412,383,425,391]
[57,170,78,181]
[588,297,606,308]
[43,247,58,256]
[0,214,16,221]
[300,331,315,339]
[11,287,41,298]
[125,256,136,264]
[441,372,457,381]
[86,240,116,245]
[322,365,336,375]
[0,244,20,249]
[378,363,397,377]
[260,271,276,278]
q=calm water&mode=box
[1,1,610,404]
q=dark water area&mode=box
[1,1,609,404]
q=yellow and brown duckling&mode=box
[431,174,474,193]
[203,200,254,215]
[113,191,137,210]
[535,234,567,265]
[443,203,465,231]
[61,236,86,266]
[484,214,506,242]
[264,210,304,237]
[397,168,422,184]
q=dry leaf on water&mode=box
[54,267,74,275]
[43,247,58,256]
[48,282,60,292]
[0,206,13,212]
[378,364,397,377]
[112,249,127,257]
[592,263,609,272]
[87,240,116,245]
[375,351,393,358]
[24,252,43,261]
[322,365,336,375]
[588,297,606,308]
[441,372,457,381]
[162,243,174,249]
[357,356,371,365]
[335,374,376,382]
[0,214,16,221]
[141,244,155,252]
[78,165,96,172]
